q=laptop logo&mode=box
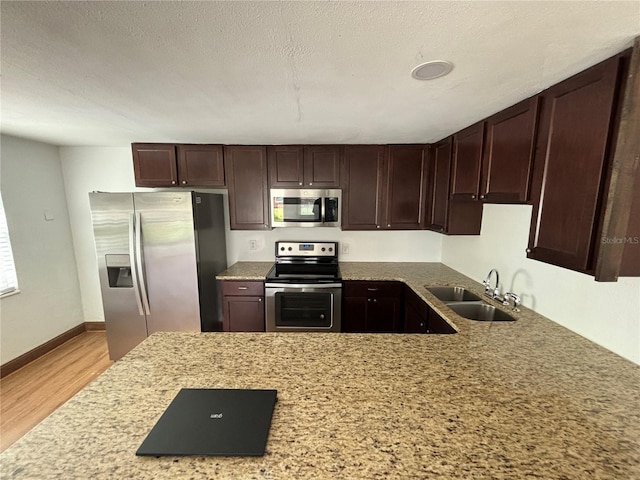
[210,413,223,419]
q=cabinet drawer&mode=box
[221,281,264,296]
[343,281,403,298]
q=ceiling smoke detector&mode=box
[411,60,454,80]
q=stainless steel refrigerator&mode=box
[89,191,227,361]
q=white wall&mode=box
[442,204,640,365]
[59,146,444,323]
[0,135,84,364]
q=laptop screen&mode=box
[136,388,277,457]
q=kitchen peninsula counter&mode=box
[2,262,638,479]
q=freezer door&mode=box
[89,192,148,361]
[134,192,201,334]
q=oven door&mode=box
[265,283,342,332]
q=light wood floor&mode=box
[0,331,112,452]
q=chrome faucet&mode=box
[483,269,501,300]
[503,292,521,312]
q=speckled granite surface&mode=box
[2,263,639,479]
[216,261,273,280]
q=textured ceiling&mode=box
[1,1,639,147]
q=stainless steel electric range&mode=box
[265,241,341,332]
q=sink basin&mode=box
[426,286,482,303]
[447,302,516,322]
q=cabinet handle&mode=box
[238,286,248,290]
[471,194,476,199]
[420,322,425,327]
[367,288,379,292]
[526,248,532,253]
[376,225,380,229]
[182,180,187,185]
[299,182,303,186]
[367,298,371,302]
[258,298,262,302]
[373,298,377,303]
[480,195,485,199]
[309,182,313,186]
[171,180,176,185]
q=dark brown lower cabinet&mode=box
[404,287,456,334]
[342,281,403,333]
[221,281,265,332]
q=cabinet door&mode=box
[367,297,402,332]
[427,307,456,334]
[303,145,342,187]
[342,297,368,333]
[404,303,427,333]
[448,124,484,235]
[342,145,386,230]
[450,123,484,201]
[427,138,452,232]
[132,143,177,187]
[223,296,265,332]
[481,98,539,203]
[385,145,427,229]
[224,146,270,230]
[176,145,225,187]
[267,145,304,187]
[528,56,621,273]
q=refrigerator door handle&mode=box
[129,213,145,316]
[135,211,152,315]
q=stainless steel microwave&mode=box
[270,189,341,228]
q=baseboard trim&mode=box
[84,321,106,331]
[0,322,106,378]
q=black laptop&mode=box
[136,388,278,457]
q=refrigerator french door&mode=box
[89,192,227,361]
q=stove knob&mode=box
[328,247,333,252]
[280,247,285,251]
[288,247,293,251]
[321,247,326,252]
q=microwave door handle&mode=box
[129,214,145,316]
[321,197,326,223]
[135,211,152,315]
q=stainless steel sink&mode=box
[426,286,482,303]
[446,302,516,322]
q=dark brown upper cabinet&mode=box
[426,138,452,233]
[480,97,539,203]
[267,145,304,187]
[527,53,627,274]
[132,143,178,187]
[450,123,484,202]
[342,145,427,230]
[224,145,270,230]
[385,145,428,229]
[176,144,225,187]
[268,145,341,188]
[342,145,386,230]
[447,124,484,235]
[133,143,225,188]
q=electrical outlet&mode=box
[249,239,257,251]
[341,243,350,254]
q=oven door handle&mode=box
[265,282,342,289]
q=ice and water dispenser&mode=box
[105,254,133,288]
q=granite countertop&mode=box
[2,263,639,479]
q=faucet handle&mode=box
[504,292,521,312]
